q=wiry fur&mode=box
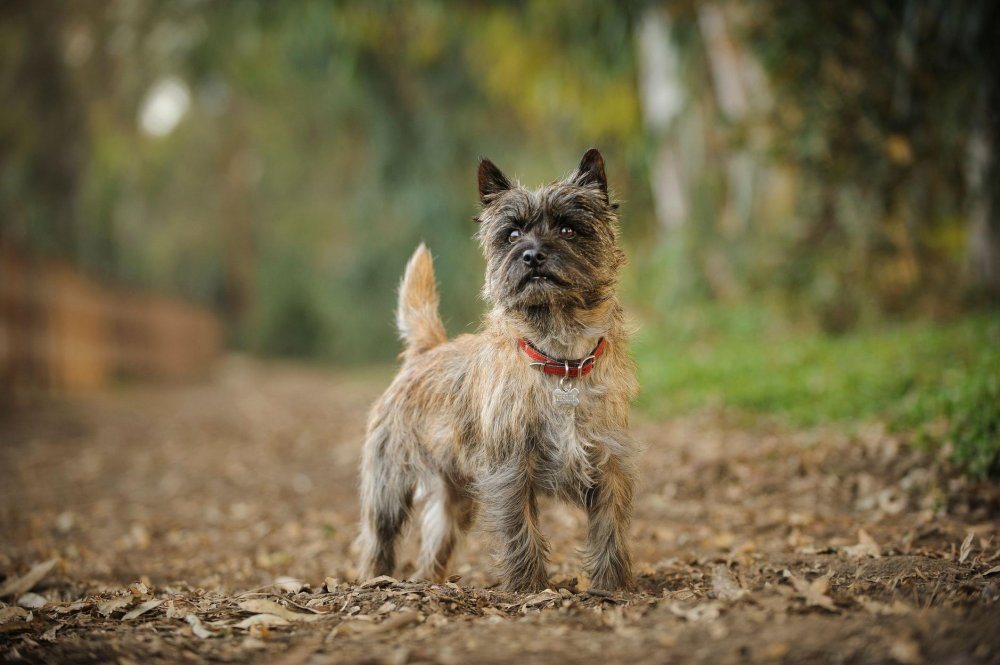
[396,244,448,360]
[357,149,638,592]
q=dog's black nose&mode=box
[521,248,546,267]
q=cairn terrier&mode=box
[357,149,637,592]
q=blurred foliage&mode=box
[0,0,997,379]
[945,369,1000,479]
[1,0,998,477]
[895,323,1000,479]
[1,0,656,360]
[743,0,1000,324]
[0,0,1000,352]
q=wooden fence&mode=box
[0,246,222,397]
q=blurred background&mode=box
[1,0,998,473]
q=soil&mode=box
[1,357,998,664]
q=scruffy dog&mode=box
[357,149,637,592]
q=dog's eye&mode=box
[508,229,522,243]
[559,226,576,240]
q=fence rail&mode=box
[0,246,222,396]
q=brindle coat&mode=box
[357,149,638,592]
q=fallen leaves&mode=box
[2,364,998,664]
[237,599,323,623]
[843,529,882,558]
[0,606,32,624]
[783,570,838,612]
[0,559,57,598]
[186,613,221,639]
[234,613,290,629]
[711,565,746,602]
[274,576,308,594]
[97,596,132,618]
[520,589,561,608]
[375,610,422,632]
[122,599,164,621]
[360,576,397,589]
[959,533,975,564]
[52,600,89,615]
[666,601,722,622]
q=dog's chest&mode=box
[530,380,603,490]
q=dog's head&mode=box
[475,149,624,315]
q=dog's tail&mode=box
[397,243,448,360]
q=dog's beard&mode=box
[487,253,611,312]
[515,268,570,294]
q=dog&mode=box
[356,148,638,592]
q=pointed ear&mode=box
[478,159,512,205]
[571,148,608,199]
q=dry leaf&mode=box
[375,601,397,614]
[667,588,697,601]
[97,596,132,617]
[328,621,378,639]
[273,576,305,593]
[237,599,322,622]
[844,529,881,558]
[128,582,149,597]
[17,592,47,609]
[521,589,561,608]
[234,613,291,629]
[376,611,422,632]
[0,606,31,624]
[360,575,398,588]
[711,565,745,601]
[186,613,220,639]
[784,570,837,612]
[0,559,57,598]
[122,599,163,621]
[53,600,89,614]
[667,601,721,622]
[164,600,188,619]
[959,533,975,564]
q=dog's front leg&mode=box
[477,464,550,592]
[584,456,635,591]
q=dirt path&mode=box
[1,358,998,664]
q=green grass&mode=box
[633,306,999,478]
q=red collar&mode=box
[517,337,607,378]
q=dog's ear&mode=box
[478,159,512,206]
[571,148,608,200]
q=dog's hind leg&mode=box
[415,476,476,582]
[357,427,414,580]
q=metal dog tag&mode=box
[553,377,580,407]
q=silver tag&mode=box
[553,386,580,407]
[553,377,580,407]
